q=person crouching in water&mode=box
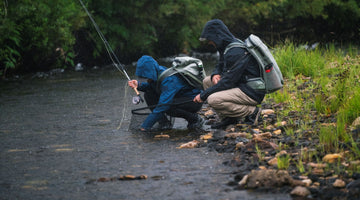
[193,19,264,129]
[128,55,204,132]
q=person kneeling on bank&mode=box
[193,19,264,129]
[128,55,205,132]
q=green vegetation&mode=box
[266,42,360,174]
[1,0,359,76]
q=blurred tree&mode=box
[0,0,84,75]
[77,0,224,65]
[0,0,359,75]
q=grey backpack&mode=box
[157,56,206,92]
[225,34,284,93]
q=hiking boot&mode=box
[154,118,173,131]
[244,107,262,126]
[211,117,238,129]
[187,116,205,130]
[158,120,173,130]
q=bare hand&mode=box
[193,94,203,103]
[128,80,138,89]
[212,74,221,85]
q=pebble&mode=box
[177,140,199,149]
[225,132,249,139]
[290,186,311,197]
[322,154,342,163]
[267,157,278,166]
[262,109,275,115]
[307,162,327,168]
[333,179,346,188]
[154,135,170,139]
[238,175,248,186]
[275,121,287,127]
[302,179,312,187]
[273,129,282,135]
[200,133,213,140]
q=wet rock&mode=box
[258,166,267,170]
[154,134,170,139]
[244,169,305,189]
[275,121,287,127]
[200,133,213,140]
[204,109,215,118]
[177,140,199,149]
[75,63,84,71]
[238,175,248,186]
[245,139,278,153]
[262,109,275,115]
[273,129,282,135]
[225,132,250,139]
[302,179,312,187]
[290,186,310,197]
[264,125,275,131]
[333,179,346,188]
[307,162,327,168]
[267,157,277,167]
[275,150,287,157]
[322,153,342,163]
[253,132,272,140]
[312,168,324,176]
[235,142,245,150]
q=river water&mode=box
[0,66,291,199]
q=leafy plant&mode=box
[277,154,291,170]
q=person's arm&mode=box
[200,47,248,100]
[210,54,225,84]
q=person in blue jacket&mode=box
[128,55,204,132]
[193,19,264,129]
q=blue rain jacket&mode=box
[135,55,202,129]
[199,19,265,103]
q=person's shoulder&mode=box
[225,47,245,60]
[161,75,180,85]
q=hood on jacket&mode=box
[135,55,164,81]
[199,19,235,51]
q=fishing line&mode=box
[117,81,130,130]
[78,0,143,104]
[79,0,125,77]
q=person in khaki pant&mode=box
[193,19,264,129]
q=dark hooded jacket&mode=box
[199,19,265,103]
[135,55,201,129]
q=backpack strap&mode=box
[224,38,265,91]
[224,39,249,72]
[156,68,177,94]
[224,39,246,55]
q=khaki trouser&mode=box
[203,76,258,118]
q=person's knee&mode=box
[208,95,223,109]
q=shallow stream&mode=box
[0,66,291,199]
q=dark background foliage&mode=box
[1,0,359,76]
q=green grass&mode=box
[268,42,360,174]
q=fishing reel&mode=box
[132,94,144,105]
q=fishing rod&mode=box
[78,0,143,104]
[131,99,194,115]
